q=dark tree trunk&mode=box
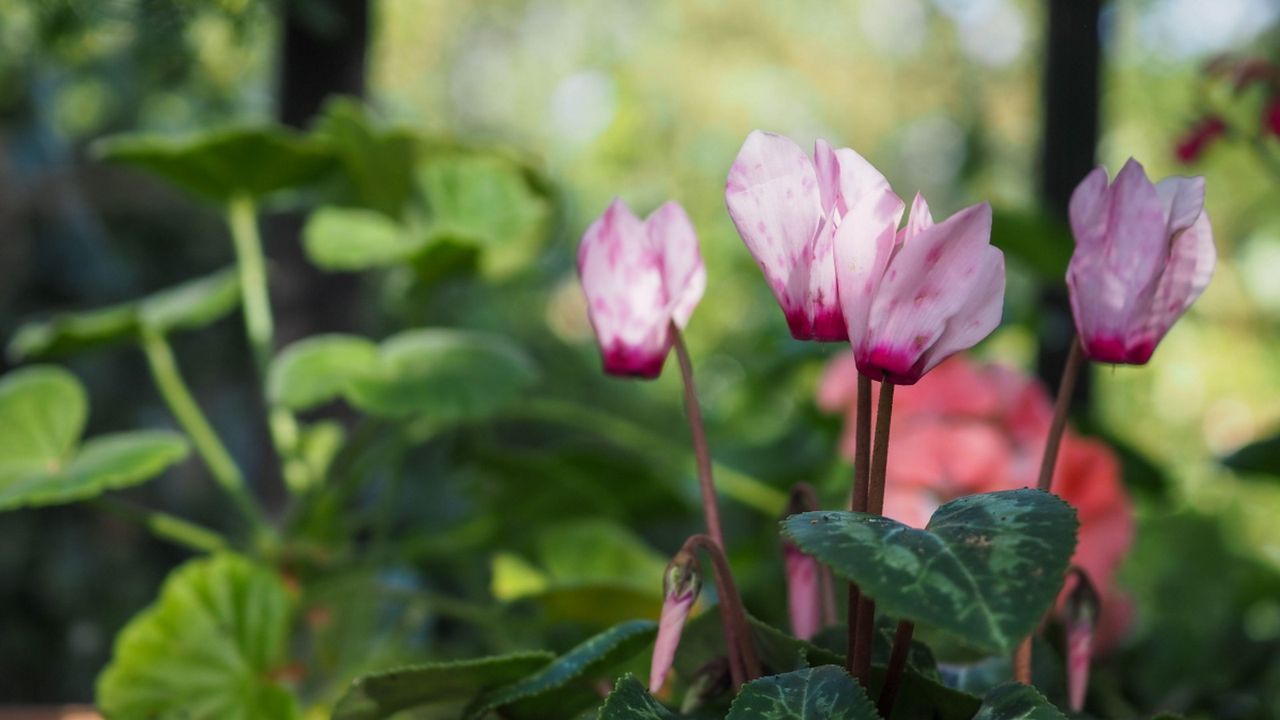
[1036,0,1102,405]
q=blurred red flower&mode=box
[1266,97,1280,138]
[818,353,1135,650]
[1174,116,1227,164]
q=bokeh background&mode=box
[2,0,1280,717]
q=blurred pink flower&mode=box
[725,130,897,341]
[1266,97,1280,138]
[578,199,705,378]
[818,353,1135,650]
[1067,159,1215,365]
[1174,116,1227,164]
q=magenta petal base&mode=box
[1081,336,1155,366]
[856,346,928,386]
[602,347,667,379]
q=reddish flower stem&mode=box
[846,374,873,677]
[680,534,761,689]
[878,620,915,718]
[852,381,894,688]
[673,326,725,549]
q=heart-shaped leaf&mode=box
[302,206,427,271]
[95,126,334,204]
[466,619,657,720]
[598,674,677,720]
[268,334,379,411]
[96,554,299,719]
[9,268,241,361]
[782,489,1077,654]
[972,683,1067,720]
[727,666,879,720]
[333,651,556,720]
[0,367,189,510]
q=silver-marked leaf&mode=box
[467,619,657,720]
[268,334,379,411]
[972,683,1068,720]
[95,127,334,204]
[726,666,878,720]
[782,489,1077,654]
[302,206,426,271]
[96,554,299,719]
[333,651,555,720]
[598,674,676,720]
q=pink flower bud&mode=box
[1061,568,1102,712]
[578,199,706,379]
[1067,158,1216,365]
[783,542,822,640]
[649,551,702,694]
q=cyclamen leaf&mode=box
[333,651,556,720]
[726,666,879,720]
[972,683,1068,720]
[782,489,1078,653]
[597,674,677,720]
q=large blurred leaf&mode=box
[96,554,299,719]
[782,490,1077,654]
[9,268,241,361]
[1223,431,1280,478]
[0,367,188,510]
[311,98,420,217]
[268,334,379,411]
[972,683,1067,720]
[418,151,552,277]
[465,619,657,719]
[726,665,878,720]
[302,206,427,271]
[95,126,334,204]
[333,651,556,720]
[989,209,1073,283]
[598,674,677,720]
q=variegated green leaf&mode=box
[597,674,676,720]
[726,665,878,720]
[782,489,1077,654]
[973,683,1068,720]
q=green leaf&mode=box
[333,651,556,720]
[989,209,1073,283]
[598,674,677,720]
[0,367,188,510]
[8,268,241,361]
[972,683,1067,720]
[268,334,379,411]
[467,619,658,720]
[302,206,426,271]
[95,126,334,204]
[346,329,539,427]
[96,554,299,719]
[1223,431,1280,478]
[781,489,1077,654]
[726,666,879,720]
[311,98,419,218]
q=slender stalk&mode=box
[1014,640,1033,685]
[846,374,873,676]
[853,380,894,687]
[1037,337,1084,492]
[227,194,275,378]
[672,326,725,549]
[91,497,228,554]
[140,329,265,532]
[878,620,915,718]
[680,534,762,689]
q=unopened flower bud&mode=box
[649,551,702,694]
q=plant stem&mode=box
[853,380,893,687]
[878,620,915,718]
[140,329,265,533]
[672,326,725,549]
[846,374,873,677]
[91,497,228,554]
[680,534,761,689]
[227,194,275,379]
[1037,336,1084,492]
[1014,640,1033,685]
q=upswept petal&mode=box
[919,246,1006,376]
[725,131,823,331]
[833,188,906,348]
[1137,209,1215,361]
[647,201,707,329]
[1154,175,1206,236]
[815,139,894,219]
[859,203,996,383]
[898,192,935,244]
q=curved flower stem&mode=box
[1037,336,1084,492]
[680,534,761,689]
[140,328,266,535]
[91,497,228,554]
[878,619,915,718]
[853,381,894,688]
[846,374,873,677]
[672,326,725,549]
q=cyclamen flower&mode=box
[836,192,1005,386]
[1067,159,1215,365]
[725,131,898,341]
[578,199,705,378]
[649,551,702,694]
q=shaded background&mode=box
[2,0,1280,716]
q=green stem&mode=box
[140,329,265,533]
[227,194,275,378]
[91,497,228,554]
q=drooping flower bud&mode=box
[1061,567,1102,712]
[782,483,832,639]
[649,550,702,694]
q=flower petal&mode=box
[646,201,706,329]
[834,188,905,349]
[1155,175,1206,236]
[918,246,1005,376]
[1133,209,1214,361]
[784,544,822,640]
[815,139,894,219]
[649,591,695,694]
[897,192,935,245]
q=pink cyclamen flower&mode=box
[725,131,898,341]
[1061,568,1102,712]
[649,551,702,694]
[578,199,706,379]
[1067,159,1215,365]
[836,189,1005,385]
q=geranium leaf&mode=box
[268,334,379,411]
[726,665,879,720]
[302,206,426,271]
